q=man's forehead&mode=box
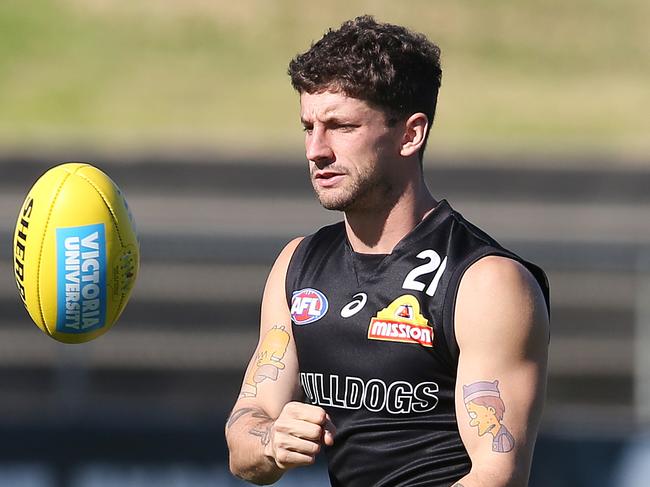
[299,91,373,120]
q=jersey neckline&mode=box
[343,199,453,286]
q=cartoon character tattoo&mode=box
[240,325,290,398]
[463,380,515,453]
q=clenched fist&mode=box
[264,401,336,470]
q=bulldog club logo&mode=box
[291,288,329,325]
[368,294,433,347]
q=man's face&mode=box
[466,401,499,437]
[299,91,403,212]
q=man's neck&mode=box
[344,184,437,254]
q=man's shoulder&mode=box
[439,201,550,319]
[298,221,346,249]
[442,200,503,250]
[284,221,346,274]
[460,255,539,296]
[313,220,346,237]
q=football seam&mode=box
[36,170,75,336]
[73,170,129,318]
[74,171,126,248]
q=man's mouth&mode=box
[313,171,345,187]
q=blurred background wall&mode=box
[0,1,649,486]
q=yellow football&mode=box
[13,162,139,343]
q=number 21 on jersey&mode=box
[402,249,447,297]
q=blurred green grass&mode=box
[0,0,648,158]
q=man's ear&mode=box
[400,112,429,157]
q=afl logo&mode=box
[291,288,328,325]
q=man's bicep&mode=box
[233,238,304,419]
[453,256,549,485]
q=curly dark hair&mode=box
[288,15,442,157]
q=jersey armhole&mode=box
[283,222,347,309]
[441,249,516,365]
[441,249,551,364]
[284,236,310,309]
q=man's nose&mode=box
[305,127,334,164]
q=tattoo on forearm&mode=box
[462,379,515,453]
[250,424,272,446]
[240,325,290,398]
[226,407,273,430]
[226,407,257,429]
[246,409,274,446]
[227,407,274,446]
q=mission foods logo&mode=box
[291,288,328,325]
[368,294,433,347]
[56,223,107,333]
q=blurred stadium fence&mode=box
[1,154,649,486]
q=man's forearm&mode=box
[225,406,283,485]
[450,469,526,487]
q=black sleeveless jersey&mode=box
[285,200,549,487]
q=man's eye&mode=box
[302,126,313,133]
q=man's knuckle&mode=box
[315,409,327,423]
[285,401,303,417]
[307,424,322,439]
[276,450,290,464]
[276,436,291,450]
[273,419,287,431]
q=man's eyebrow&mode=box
[301,114,355,126]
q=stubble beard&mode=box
[312,165,393,213]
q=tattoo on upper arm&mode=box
[462,380,515,453]
[240,325,290,398]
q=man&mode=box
[225,15,550,487]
